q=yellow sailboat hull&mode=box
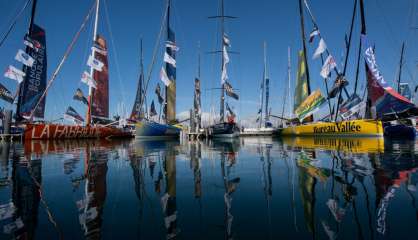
[281,119,383,137]
[282,136,384,153]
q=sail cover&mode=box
[91,35,109,119]
[363,35,416,118]
[294,50,309,112]
[130,67,144,120]
[165,25,176,123]
[16,24,47,120]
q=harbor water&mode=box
[0,137,417,239]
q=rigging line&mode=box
[103,0,126,108]
[0,0,32,49]
[28,1,97,120]
[139,0,169,116]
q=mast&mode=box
[282,47,291,121]
[86,0,100,125]
[264,41,270,126]
[220,0,226,122]
[298,0,311,96]
[354,0,366,95]
[165,0,176,124]
[397,42,405,92]
[139,38,145,118]
[28,0,37,34]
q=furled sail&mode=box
[130,64,144,120]
[363,35,416,118]
[294,50,309,112]
[16,24,47,120]
[91,35,109,120]
[165,7,177,123]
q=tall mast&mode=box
[298,0,311,96]
[28,0,38,34]
[397,42,405,92]
[264,41,270,126]
[220,0,226,122]
[354,0,366,95]
[86,0,100,125]
[282,47,291,121]
[139,38,145,118]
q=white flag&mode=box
[223,46,230,64]
[320,55,337,78]
[164,52,176,67]
[313,38,327,59]
[223,34,231,47]
[15,49,35,67]
[87,55,104,72]
[91,46,107,55]
[160,67,172,86]
[309,29,320,43]
[166,41,179,51]
[81,71,97,89]
[4,65,25,83]
[221,46,229,84]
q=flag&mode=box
[164,52,176,67]
[313,38,327,59]
[0,83,14,103]
[87,55,104,71]
[160,67,172,86]
[295,89,326,121]
[73,88,88,105]
[221,46,230,84]
[224,81,239,100]
[309,28,320,43]
[15,49,35,67]
[150,100,157,116]
[81,71,97,89]
[194,78,201,116]
[64,106,84,123]
[155,83,164,104]
[91,46,107,55]
[4,65,25,83]
[23,35,41,51]
[166,41,179,51]
[328,75,348,99]
[223,34,231,47]
[320,55,337,78]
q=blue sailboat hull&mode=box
[135,121,181,139]
[383,123,416,139]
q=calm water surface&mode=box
[0,137,417,239]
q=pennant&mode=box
[81,71,97,89]
[23,35,41,51]
[4,65,25,83]
[166,41,179,51]
[15,49,35,67]
[313,38,327,59]
[160,67,172,86]
[0,83,14,103]
[309,28,320,43]
[64,106,84,123]
[164,52,176,67]
[87,55,104,71]
[320,55,337,79]
[150,100,157,116]
[73,88,88,105]
[223,34,231,47]
[155,83,164,104]
[224,81,239,100]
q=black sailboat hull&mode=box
[209,122,239,138]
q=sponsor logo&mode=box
[313,122,361,134]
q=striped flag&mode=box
[224,81,239,100]
[164,52,176,67]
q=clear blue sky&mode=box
[0,0,417,121]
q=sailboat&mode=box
[2,0,132,140]
[207,0,240,138]
[134,0,181,139]
[281,0,384,137]
[241,42,277,136]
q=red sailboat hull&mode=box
[23,123,133,140]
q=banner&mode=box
[15,49,35,67]
[295,89,326,121]
[16,24,47,120]
[4,65,25,83]
[0,83,14,103]
[91,35,109,119]
[294,50,309,111]
[81,71,97,89]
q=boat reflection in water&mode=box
[0,137,416,239]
